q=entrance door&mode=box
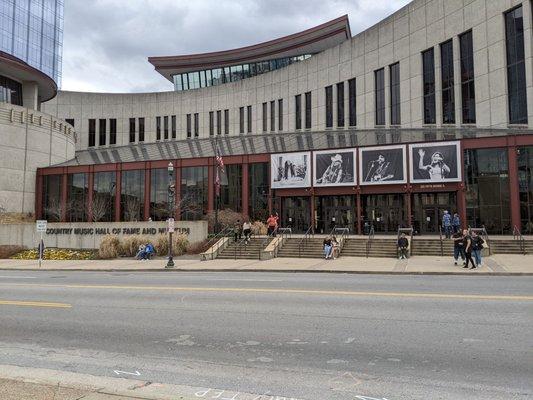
[315,195,356,234]
[281,197,310,233]
[363,194,405,233]
[413,192,457,234]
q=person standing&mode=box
[397,233,409,260]
[242,219,252,244]
[233,220,241,242]
[471,231,485,267]
[442,210,452,239]
[462,229,476,269]
[452,213,461,233]
[266,214,277,236]
[452,230,465,266]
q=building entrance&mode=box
[412,192,457,234]
[281,197,310,233]
[315,195,355,234]
[362,194,405,233]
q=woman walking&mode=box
[471,231,485,267]
[462,229,476,269]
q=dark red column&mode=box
[87,170,94,222]
[310,192,315,232]
[175,166,181,220]
[35,173,43,219]
[114,169,121,222]
[60,173,68,222]
[508,146,521,231]
[356,191,362,235]
[207,162,214,213]
[457,185,467,230]
[242,162,249,217]
[143,167,150,221]
[405,191,412,227]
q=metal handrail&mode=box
[513,225,525,255]
[205,225,233,260]
[298,225,314,258]
[365,225,375,258]
[329,227,349,258]
[234,236,249,260]
[259,226,281,259]
[397,226,414,258]
[438,225,444,256]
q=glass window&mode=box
[390,63,401,125]
[295,94,302,129]
[205,69,212,86]
[374,68,385,126]
[156,116,161,140]
[171,115,176,139]
[129,118,135,143]
[262,102,268,132]
[174,74,183,91]
[42,174,62,221]
[459,31,476,124]
[65,118,75,127]
[199,70,206,88]
[186,114,191,138]
[138,118,145,142]
[336,83,344,127]
[325,86,333,128]
[92,171,116,222]
[0,75,23,105]
[224,109,229,135]
[278,99,283,131]
[182,74,189,91]
[193,113,199,137]
[505,6,528,124]
[464,148,510,234]
[305,91,312,129]
[109,118,117,145]
[150,168,170,221]
[422,48,436,124]
[216,110,221,135]
[98,119,106,146]
[121,170,144,221]
[210,111,214,136]
[247,105,252,133]
[220,164,242,212]
[518,147,533,234]
[239,107,244,134]
[164,115,169,139]
[67,173,87,222]
[270,100,275,131]
[440,40,455,124]
[181,166,208,221]
[249,163,269,221]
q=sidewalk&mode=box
[0,254,531,275]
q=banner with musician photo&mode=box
[313,149,356,187]
[359,145,407,185]
[270,152,311,189]
[409,141,461,183]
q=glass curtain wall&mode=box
[0,75,23,105]
[93,171,116,222]
[518,147,533,234]
[121,170,144,221]
[67,173,87,222]
[464,148,510,234]
[42,174,62,221]
[150,168,170,221]
[248,163,269,222]
[181,166,208,220]
[220,164,242,212]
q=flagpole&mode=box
[214,136,219,234]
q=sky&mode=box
[61,0,411,93]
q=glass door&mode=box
[281,197,311,233]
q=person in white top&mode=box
[242,220,252,243]
[418,149,451,181]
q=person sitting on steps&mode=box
[323,236,333,260]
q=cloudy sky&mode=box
[62,0,410,93]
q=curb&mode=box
[0,268,531,276]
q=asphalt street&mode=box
[0,271,531,400]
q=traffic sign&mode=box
[36,220,47,232]
[168,218,175,233]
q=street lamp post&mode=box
[166,162,175,268]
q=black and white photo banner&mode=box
[270,152,311,189]
[358,145,407,185]
[409,141,461,183]
[313,149,356,187]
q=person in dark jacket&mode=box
[471,231,485,267]
[452,231,465,266]
[397,233,409,259]
[323,237,333,259]
[462,229,476,269]
[452,213,461,233]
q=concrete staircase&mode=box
[489,239,532,254]
[276,238,326,258]
[216,238,268,259]
[341,238,398,258]
[411,238,454,257]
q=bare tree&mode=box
[91,193,109,222]
[44,198,72,222]
[124,196,141,221]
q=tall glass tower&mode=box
[0,0,64,86]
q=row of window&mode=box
[260,99,285,132]
[88,118,117,147]
[209,109,230,136]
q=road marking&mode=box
[1,283,532,301]
[113,369,140,376]
[0,275,37,279]
[209,278,283,282]
[0,300,71,308]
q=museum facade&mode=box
[35,0,533,235]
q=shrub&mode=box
[186,239,211,255]
[120,235,149,257]
[251,221,268,236]
[153,234,189,256]
[205,209,246,232]
[98,235,121,259]
[0,245,26,259]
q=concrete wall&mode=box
[0,102,76,213]
[41,0,533,153]
[0,221,208,250]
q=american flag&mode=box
[215,142,224,197]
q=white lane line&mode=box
[209,278,283,282]
[0,276,37,279]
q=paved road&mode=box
[0,271,531,400]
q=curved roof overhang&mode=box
[0,51,57,102]
[148,15,351,82]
